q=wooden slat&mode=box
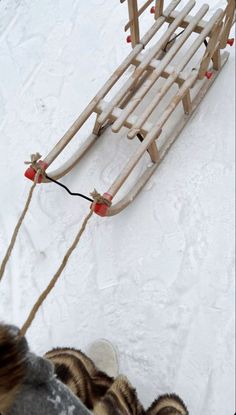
[133,55,187,83]
[220,0,235,48]
[165,10,208,33]
[95,100,154,136]
[198,18,223,79]
[127,0,140,47]
[155,0,164,19]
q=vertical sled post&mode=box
[155,0,164,19]
[198,17,224,79]
[127,0,140,47]
[220,0,235,49]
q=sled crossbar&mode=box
[25,0,235,217]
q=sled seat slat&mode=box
[95,100,154,136]
[132,56,187,84]
[165,9,208,33]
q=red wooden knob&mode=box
[205,71,213,80]
[92,193,113,217]
[126,35,132,43]
[24,160,48,183]
[150,6,155,14]
[227,38,235,47]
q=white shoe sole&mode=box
[87,339,119,378]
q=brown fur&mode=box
[44,347,114,410]
[94,375,145,415]
[146,394,189,415]
[0,323,189,415]
[0,323,28,414]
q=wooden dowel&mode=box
[107,71,198,198]
[42,43,143,167]
[97,0,191,127]
[125,0,153,31]
[181,89,192,114]
[212,48,221,71]
[112,0,197,134]
[95,100,154,136]
[165,10,207,33]
[220,0,235,48]
[128,6,225,139]
[155,0,164,19]
[133,55,187,83]
[198,17,223,79]
[127,0,140,47]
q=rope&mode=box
[20,190,110,336]
[20,209,94,336]
[0,150,111,334]
[0,169,41,282]
[90,189,112,207]
[24,152,43,170]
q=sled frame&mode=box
[25,0,235,216]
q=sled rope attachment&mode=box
[0,153,108,289]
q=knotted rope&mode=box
[0,152,111,336]
[20,209,93,336]
[0,155,44,282]
[20,190,109,336]
[24,152,43,171]
[90,189,112,207]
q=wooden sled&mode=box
[25,0,235,217]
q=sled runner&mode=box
[25,0,235,217]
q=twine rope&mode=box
[90,189,112,207]
[1,152,111,336]
[20,189,111,336]
[20,208,94,336]
[0,168,41,282]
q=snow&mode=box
[0,0,235,414]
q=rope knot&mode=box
[24,153,46,182]
[90,189,112,207]
[24,152,42,168]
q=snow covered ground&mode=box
[0,1,235,414]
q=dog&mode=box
[0,323,189,415]
[146,394,189,415]
[44,347,114,410]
